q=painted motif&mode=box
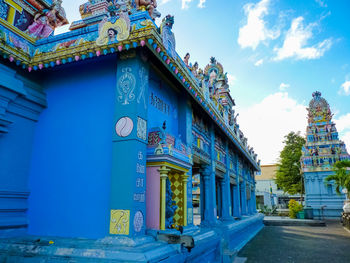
[117,67,136,105]
[133,192,145,202]
[110,209,130,235]
[137,116,147,140]
[95,12,130,46]
[115,116,134,137]
[165,178,177,229]
[8,32,30,53]
[160,15,176,59]
[133,210,143,232]
[0,0,8,21]
[137,67,148,109]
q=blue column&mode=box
[110,55,149,237]
[209,125,217,222]
[200,166,216,224]
[240,167,248,215]
[252,184,257,213]
[221,141,232,220]
[233,155,241,218]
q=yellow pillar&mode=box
[159,166,170,230]
[4,0,23,25]
[181,173,189,226]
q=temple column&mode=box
[252,185,257,213]
[233,183,240,218]
[221,142,233,220]
[240,180,248,215]
[200,166,216,224]
[110,55,149,236]
[181,173,189,226]
[233,155,241,218]
[159,166,170,230]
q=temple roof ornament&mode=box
[301,91,350,172]
[307,91,333,124]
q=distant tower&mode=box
[301,91,350,219]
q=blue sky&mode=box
[56,0,350,164]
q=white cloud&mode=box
[254,59,264,66]
[227,74,237,87]
[159,0,172,5]
[182,0,192,9]
[342,132,350,152]
[279,82,290,91]
[315,0,327,7]
[340,80,350,95]
[180,0,205,9]
[238,0,280,50]
[198,0,206,8]
[334,113,350,152]
[274,17,332,61]
[237,92,307,164]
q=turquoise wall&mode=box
[148,69,179,135]
[28,56,117,238]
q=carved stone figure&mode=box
[160,15,176,59]
[135,0,159,19]
[26,12,54,39]
[191,62,198,78]
[184,53,190,67]
[96,13,130,46]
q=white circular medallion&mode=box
[115,117,134,137]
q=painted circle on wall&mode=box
[133,211,143,232]
[115,117,134,137]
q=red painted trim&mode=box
[26,0,44,11]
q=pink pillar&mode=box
[146,166,160,229]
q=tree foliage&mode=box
[275,131,306,195]
[325,160,350,198]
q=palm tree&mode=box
[325,160,350,199]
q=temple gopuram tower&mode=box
[301,91,350,219]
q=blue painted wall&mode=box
[28,56,117,239]
[0,63,46,238]
[148,69,179,135]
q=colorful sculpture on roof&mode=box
[135,0,159,20]
[160,15,176,59]
[95,10,130,45]
[0,0,67,39]
[301,91,350,172]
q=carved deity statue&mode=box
[135,0,159,19]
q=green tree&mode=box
[325,160,350,198]
[275,132,306,195]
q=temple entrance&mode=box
[146,164,189,230]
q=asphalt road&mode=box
[238,221,350,263]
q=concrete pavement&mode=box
[238,220,350,263]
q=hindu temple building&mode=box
[0,0,263,261]
[301,91,350,219]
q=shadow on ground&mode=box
[238,221,350,263]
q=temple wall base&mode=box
[0,214,263,263]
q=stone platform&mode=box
[0,215,264,263]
